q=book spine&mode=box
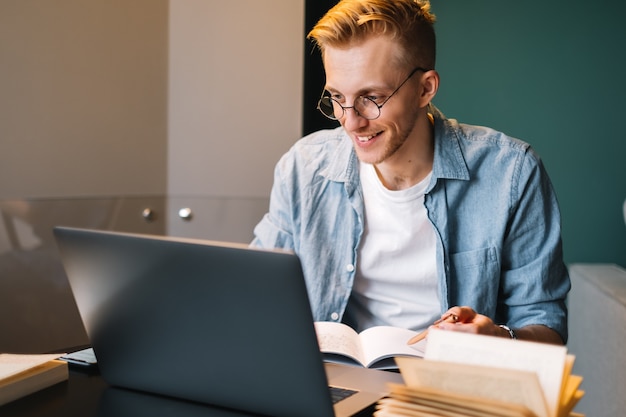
[0,361,69,406]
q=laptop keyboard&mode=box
[329,386,358,404]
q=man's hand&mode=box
[434,306,564,345]
[408,306,564,345]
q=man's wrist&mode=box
[498,324,517,340]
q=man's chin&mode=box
[354,151,383,166]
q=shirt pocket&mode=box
[450,247,498,270]
[448,247,500,307]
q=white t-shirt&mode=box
[347,162,441,332]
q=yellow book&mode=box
[0,354,68,406]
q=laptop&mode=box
[53,227,401,417]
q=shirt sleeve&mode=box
[251,153,296,251]
[498,147,570,342]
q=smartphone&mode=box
[60,347,98,368]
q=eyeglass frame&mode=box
[316,66,430,121]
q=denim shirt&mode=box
[252,105,570,342]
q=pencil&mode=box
[406,313,459,345]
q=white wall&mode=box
[168,0,304,199]
[0,0,169,199]
[166,0,304,239]
[1,0,304,202]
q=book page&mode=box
[396,356,548,417]
[314,322,366,366]
[358,326,425,367]
[380,384,540,417]
[314,322,426,368]
[0,354,64,380]
[424,329,567,417]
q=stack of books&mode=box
[375,329,584,417]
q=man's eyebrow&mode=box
[324,83,391,96]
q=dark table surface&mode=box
[1,364,378,417]
[0,365,279,417]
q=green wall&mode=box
[431,2,626,266]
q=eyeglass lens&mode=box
[318,96,380,121]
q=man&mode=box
[252,0,569,344]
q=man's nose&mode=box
[341,107,369,130]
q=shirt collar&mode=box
[430,105,471,182]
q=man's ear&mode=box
[419,70,439,107]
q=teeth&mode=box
[357,134,376,142]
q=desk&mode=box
[1,366,378,417]
[0,367,268,417]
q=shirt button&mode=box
[346,264,355,272]
[331,312,339,321]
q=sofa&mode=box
[567,263,626,416]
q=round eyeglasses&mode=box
[317,67,429,121]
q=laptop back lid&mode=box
[54,227,335,417]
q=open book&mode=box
[314,321,426,370]
[376,329,584,417]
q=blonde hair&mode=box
[307,0,436,70]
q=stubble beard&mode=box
[360,110,420,166]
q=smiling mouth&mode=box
[356,131,383,142]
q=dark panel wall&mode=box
[303,0,338,135]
